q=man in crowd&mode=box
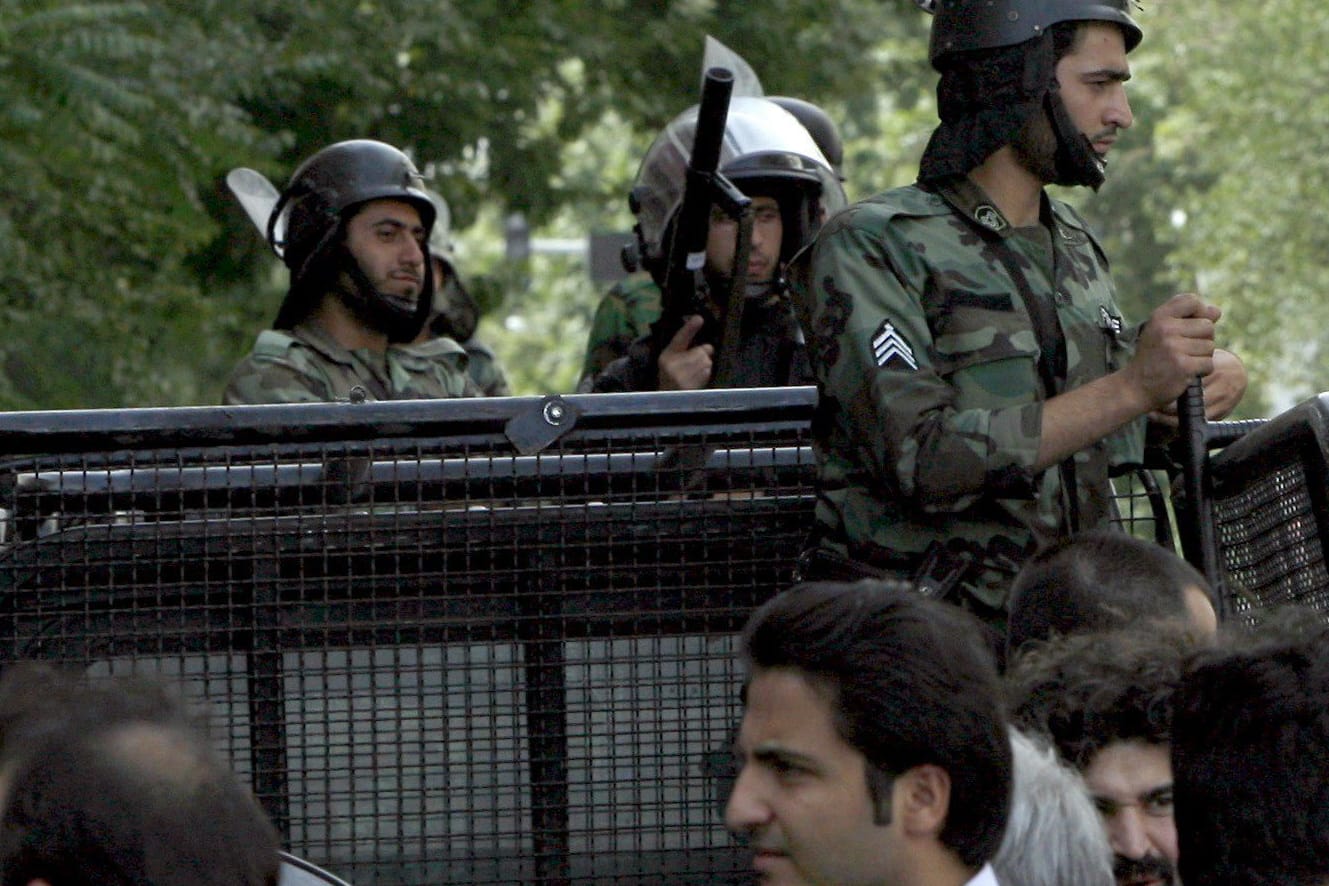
[1008,627,1192,886]
[726,579,1010,885]
[224,139,475,404]
[1006,528,1218,662]
[790,0,1245,624]
[586,97,844,392]
[578,97,846,390]
[1172,608,1329,886]
[0,664,281,886]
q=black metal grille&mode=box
[1110,467,1175,550]
[3,386,1307,883]
[0,390,818,884]
[1208,395,1329,622]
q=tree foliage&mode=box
[1144,0,1329,412]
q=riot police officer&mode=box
[224,139,475,404]
[790,0,1247,623]
[586,97,845,393]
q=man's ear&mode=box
[895,764,952,837]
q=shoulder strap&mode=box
[252,329,299,359]
[931,178,1083,534]
[932,179,1067,398]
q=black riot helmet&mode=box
[918,0,1142,190]
[927,0,1141,66]
[629,97,846,287]
[767,96,845,179]
[268,139,437,340]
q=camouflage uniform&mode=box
[790,177,1144,611]
[456,338,511,397]
[578,275,661,390]
[223,321,476,404]
[590,285,812,393]
[419,274,512,397]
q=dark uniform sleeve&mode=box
[588,335,657,394]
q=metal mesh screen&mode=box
[1207,396,1329,622]
[0,391,816,884]
[1110,468,1175,550]
[0,387,1182,884]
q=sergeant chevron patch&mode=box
[872,320,917,370]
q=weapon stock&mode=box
[710,177,752,389]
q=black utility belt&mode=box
[796,540,974,602]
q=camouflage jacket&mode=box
[589,286,813,393]
[578,275,662,390]
[789,177,1145,609]
[223,321,477,404]
[457,337,512,397]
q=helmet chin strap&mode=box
[1045,86,1108,190]
[334,248,426,343]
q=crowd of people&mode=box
[12,0,1326,884]
[725,573,1329,886]
[0,545,1321,885]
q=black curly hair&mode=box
[1005,625,1197,770]
[1173,607,1329,886]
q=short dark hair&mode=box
[1006,626,1192,770]
[1007,529,1212,659]
[0,663,199,758]
[741,580,1012,868]
[1173,607,1329,886]
[0,666,280,886]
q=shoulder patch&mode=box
[871,319,918,371]
[973,204,1008,233]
